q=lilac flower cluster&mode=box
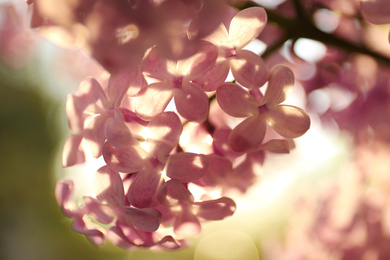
[25,0,310,249]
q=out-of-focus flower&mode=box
[0,4,34,69]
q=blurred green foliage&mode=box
[0,66,128,260]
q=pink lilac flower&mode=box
[156,180,236,237]
[217,65,310,152]
[194,6,269,91]
[70,70,140,158]
[134,41,218,122]
[29,0,317,251]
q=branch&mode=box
[241,1,390,66]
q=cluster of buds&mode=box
[26,0,310,249]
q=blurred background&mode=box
[1,0,390,260]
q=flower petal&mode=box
[174,207,201,238]
[83,196,115,224]
[75,77,108,114]
[202,22,230,46]
[106,226,135,249]
[229,7,267,49]
[267,105,311,138]
[66,94,84,133]
[123,207,161,232]
[157,180,194,207]
[178,41,218,80]
[231,50,269,89]
[141,47,169,81]
[361,0,390,25]
[72,216,105,246]
[103,141,145,173]
[107,69,137,106]
[193,59,230,92]
[166,152,209,183]
[55,179,75,217]
[147,112,183,162]
[83,113,109,158]
[216,82,259,117]
[194,197,236,221]
[62,134,85,167]
[174,82,209,122]
[93,165,125,207]
[229,114,267,152]
[196,154,234,187]
[127,164,161,208]
[261,65,295,106]
[259,139,293,154]
[134,82,173,120]
[105,110,132,147]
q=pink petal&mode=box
[197,154,234,187]
[216,82,260,117]
[106,226,135,249]
[231,50,270,89]
[126,68,148,97]
[174,206,201,237]
[66,94,84,133]
[141,47,168,81]
[174,82,209,122]
[193,59,230,92]
[361,0,390,25]
[229,7,267,49]
[147,112,183,162]
[153,235,183,250]
[157,180,194,207]
[127,164,161,208]
[187,0,229,40]
[267,105,311,138]
[105,110,132,147]
[72,216,105,246]
[194,197,236,221]
[93,166,125,207]
[75,77,108,114]
[83,196,115,224]
[62,134,85,167]
[261,65,295,106]
[212,128,243,158]
[259,139,293,154]
[102,141,145,173]
[107,69,137,106]
[122,207,161,232]
[134,82,173,120]
[229,114,267,152]
[178,41,218,80]
[55,179,75,217]
[166,152,209,183]
[83,113,109,158]
[202,23,229,46]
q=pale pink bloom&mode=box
[71,71,139,158]
[134,41,218,122]
[103,111,182,208]
[106,221,184,250]
[27,0,231,72]
[55,166,170,247]
[217,65,310,152]
[0,4,34,69]
[360,0,390,25]
[195,7,269,91]
[62,94,86,167]
[157,180,236,237]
